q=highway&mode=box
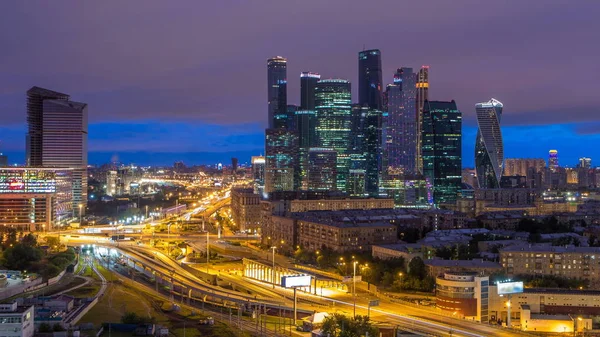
[65,234,531,337]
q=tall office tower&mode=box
[300,72,320,110]
[422,100,462,205]
[315,79,352,191]
[251,156,266,194]
[295,110,317,189]
[26,86,88,217]
[267,56,287,128]
[0,154,7,166]
[273,80,289,129]
[26,87,70,167]
[549,150,559,172]
[504,158,546,176]
[264,128,299,194]
[348,105,368,196]
[386,68,417,174]
[363,108,382,196]
[578,157,592,169]
[358,49,383,110]
[475,98,504,189]
[415,66,430,174]
[307,148,337,191]
[231,157,238,172]
[286,104,298,131]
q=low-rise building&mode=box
[371,244,425,265]
[425,259,502,277]
[500,244,600,287]
[231,188,261,232]
[435,271,489,322]
[0,302,34,337]
[296,213,397,252]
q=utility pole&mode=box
[206,231,210,273]
[271,246,276,289]
[353,261,357,318]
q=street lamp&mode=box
[353,260,358,318]
[271,246,277,289]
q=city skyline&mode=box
[1,1,599,166]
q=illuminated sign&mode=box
[497,281,524,295]
[281,275,311,288]
[0,169,57,194]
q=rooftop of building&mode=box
[500,244,600,254]
[425,259,502,269]
[373,243,425,252]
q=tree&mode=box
[21,233,37,247]
[321,314,378,337]
[2,243,42,270]
[408,257,426,279]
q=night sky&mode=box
[0,1,599,167]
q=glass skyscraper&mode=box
[300,72,320,111]
[416,66,430,174]
[264,128,299,194]
[422,100,462,205]
[475,98,504,189]
[267,56,287,129]
[315,79,352,192]
[307,148,337,191]
[386,68,417,174]
[358,49,383,110]
[26,86,88,218]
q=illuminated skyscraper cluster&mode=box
[265,52,462,205]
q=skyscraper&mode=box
[272,80,289,129]
[579,157,592,168]
[267,56,287,128]
[251,156,266,194]
[475,98,504,189]
[295,110,317,190]
[416,66,430,174]
[264,128,299,194]
[549,150,559,172]
[422,100,462,205]
[315,79,352,191]
[300,72,320,111]
[307,148,337,191]
[386,68,417,174]
[26,87,69,167]
[358,49,383,110]
[26,86,88,217]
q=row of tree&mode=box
[0,232,76,279]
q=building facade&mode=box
[26,87,87,217]
[358,49,383,111]
[475,98,504,189]
[435,271,489,322]
[315,79,352,192]
[500,245,600,287]
[306,148,337,191]
[231,188,261,232]
[386,68,417,174]
[264,129,299,194]
[0,302,34,337]
[415,66,430,174]
[267,56,287,129]
[503,158,546,177]
[251,156,266,194]
[0,168,73,230]
[422,100,462,205]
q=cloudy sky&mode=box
[0,0,598,166]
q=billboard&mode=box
[497,281,524,295]
[281,275,311,288]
